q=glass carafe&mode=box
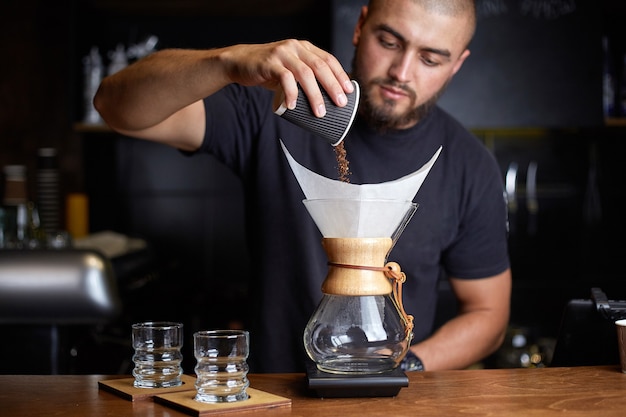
[302,200,417,374]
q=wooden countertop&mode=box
[1,366,626,416]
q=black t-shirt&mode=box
[199,84,510,372]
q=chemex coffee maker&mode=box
[281,143,441,397]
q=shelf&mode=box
[74,123,112,133]
[89,0,316,17]
[605,117,626,127]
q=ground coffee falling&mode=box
[334,142,351,183]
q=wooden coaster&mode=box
[98,375,197,401]
[154,388,291,416]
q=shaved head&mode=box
[368,0,476,46]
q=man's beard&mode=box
[351,55,447,132]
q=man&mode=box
[95,0,512,373]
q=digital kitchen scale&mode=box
[305,361,409,398]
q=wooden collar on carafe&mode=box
[322,237,414,335]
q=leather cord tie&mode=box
[327,261,415,340]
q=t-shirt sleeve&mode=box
[198,85,274,177]
[443,154,510,279]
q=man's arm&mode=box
[410,268,512,370]
[93,41,354,150]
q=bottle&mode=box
[82,46,104,125]
[1,165,44,249]
[621,53,626,117]
[65,193,89,239]
[36,148,61,235]
[602,37,615,118]
[107,44,128,76]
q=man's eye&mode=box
[421,56,439,67]
[379,37,398,49]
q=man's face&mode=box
[352,0,472,131]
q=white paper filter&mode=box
[280,142,442,238]
[302,199,417,238]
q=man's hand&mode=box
[221,40,354,117]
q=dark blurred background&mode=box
[1,0,625,374]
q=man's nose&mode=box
[388,52,414,83]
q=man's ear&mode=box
[352,6,369,46]
[451,49,471,76]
